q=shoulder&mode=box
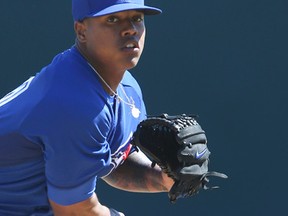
[45,46,87,75]
[23,47,111,130]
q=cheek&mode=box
[86,34,112,53]
[86,27,112,48]
[139,30,146,49]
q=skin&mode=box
[49,10,174,216]
[75,10,146,93]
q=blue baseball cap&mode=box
[72,0,162,21]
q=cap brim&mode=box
[87,4,162,18]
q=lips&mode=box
[122,40,139,50]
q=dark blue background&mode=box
[1,1,287,215]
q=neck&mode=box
[87,62,119,96]
[75,41,124,94]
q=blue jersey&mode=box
[0,46,147,215]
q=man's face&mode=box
[78,10,146,72]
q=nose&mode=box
[121,20,138,36]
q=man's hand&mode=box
[50,193,119,216]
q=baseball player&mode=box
[0,0,174,215]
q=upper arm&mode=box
[41,107,112,205]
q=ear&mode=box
[74,21,87,42]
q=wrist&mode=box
[161,172,174,191]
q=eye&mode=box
[107,16,119,23]
[133,15,144,23]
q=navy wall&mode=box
[1,1,287,215]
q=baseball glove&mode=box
[132,113,228,203]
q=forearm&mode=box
[103,150,174,192]
[50,193,120,216]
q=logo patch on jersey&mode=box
[111,144,132,167]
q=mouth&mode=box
[126,43,137,48]
[122,41,139,50]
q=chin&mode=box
[125,58,140,70]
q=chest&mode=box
[107,87,142,154]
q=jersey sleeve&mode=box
[22,99,113,205]
[46,111,112,205]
